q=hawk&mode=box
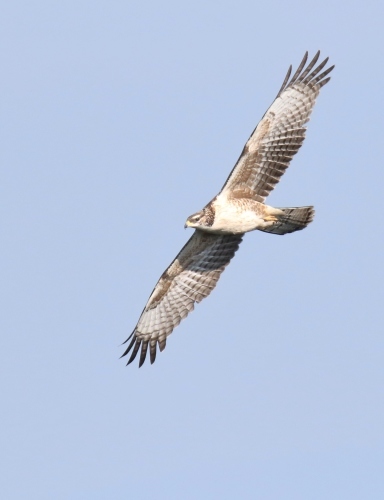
[122,51,334,367]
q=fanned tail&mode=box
[261,206,315,235]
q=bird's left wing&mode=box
[122,230,243,367]
[220,51,334,203]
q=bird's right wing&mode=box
[122,230,243,367]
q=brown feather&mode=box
[220,51,334,203]
[127,339,141,365]
[122,231,243,366]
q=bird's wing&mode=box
[220,51,334,203]
[122,230,243,367]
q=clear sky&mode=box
[1,1,384,499]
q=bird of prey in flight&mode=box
[122,51,334,367]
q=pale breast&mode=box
[209,195,266,234]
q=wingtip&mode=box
[121,329,135,345]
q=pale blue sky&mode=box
[1,1,384,499]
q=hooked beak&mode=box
[184,220,191,229]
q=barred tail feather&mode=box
[261,206,315,235]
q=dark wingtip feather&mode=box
[278,51,334,96]
[318,76,332,88]
[138,340,149,368]
[313,65,335,86]
[127,339,141,365]
[121,329,135,345]
[276,64,292,98]
[150,341,157,364]
[289,51,309,85]
[302,57,328,85]
[299,52,324,83]
[120,334,136,358]
[158,338,167,352]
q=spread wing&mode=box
[220,51,334,203]
[122,231,243,367]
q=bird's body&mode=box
[208,195,273,234]
[190,195,284,235]
[122,51,334,367]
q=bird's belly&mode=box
[211,208,264,234]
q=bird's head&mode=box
[185,206,215,229]
[184,210,205,229]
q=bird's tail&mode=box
[261,206,315,235]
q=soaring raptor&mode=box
[122,51,334,367]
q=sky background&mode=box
[1,1,384,499]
